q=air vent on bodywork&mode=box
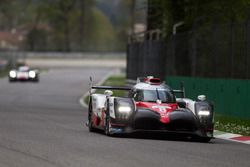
[144,77,161,85]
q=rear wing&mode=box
[89,76,131,95]
[173,82,186,98]
[91,85,131,91]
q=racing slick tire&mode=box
[88,112,95,132]
[200,137,211,143]
[9,78,15,82]
[105,114,112,136]
[88,99,97,132]
[192,136,212,143]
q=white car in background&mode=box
[9,66,39,82]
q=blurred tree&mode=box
[42,0,77,51]
[26,28,48,51]
[0,0,133,51]
[0,0,15,30]
[147,0,250,36]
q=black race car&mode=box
[87,76,214,142]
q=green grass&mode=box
[214,114,250,136]
[84,75,126,104]
[0,68,10,78]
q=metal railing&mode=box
[127,19,250,80]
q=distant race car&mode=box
[9,66,39,82]
[87,76,214,142]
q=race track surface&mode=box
[0,67,249,167]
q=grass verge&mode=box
[83,75,250,136]
[84,75,126,104]
[0,68,10,78]
[214,115,250,136]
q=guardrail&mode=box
[166,76,250,119]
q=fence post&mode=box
[172,35,176,75]
[246,15,250,79]
[230,22,235,78]
[212,21,218,78]
[126,43,130,79]
[190,21,197,77]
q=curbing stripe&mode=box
[214,130,227,136]
[214,131,250,145]
[230,136,250,141]
[245,141,250,144]
[215,133,242,139]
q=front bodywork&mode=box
[9,68,39,82]
[89,95,214,140]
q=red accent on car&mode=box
[92,114,100,126]
[101,110,105,127]
[136,102,178,123]
[144,78,161,85]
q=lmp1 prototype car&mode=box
[9,66,39,82]
[87,76,214,142]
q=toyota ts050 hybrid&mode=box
[9,66,39,82]
[87,76,214,142]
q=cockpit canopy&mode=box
[131,89,176,103]
[18,66,30,72]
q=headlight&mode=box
[9,71,16,78]
[198,110,210,116]
[28,71,36,78]
[115,98,134,119]
[118,106,132,113]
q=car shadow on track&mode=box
[89,128,214,144]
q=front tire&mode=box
[88,99,96,132]
[105,114,112,136]
[193,136,212,143]
[200,137,211,143]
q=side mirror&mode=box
[104,90,113,96]
[197,95,206,101]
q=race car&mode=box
[9,66,39,82]
[87,76,214,142]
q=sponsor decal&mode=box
[152,105,171,112]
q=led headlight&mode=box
[9,71,16,78]
[198,110,210,116]
[115,99,134,119]
[118,106,132,113]
[28,71,36,78]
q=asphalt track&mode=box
[0,67,249,167]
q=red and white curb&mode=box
[214,130,250,144]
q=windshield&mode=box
[134,89,176,103]
[18,67,29,72]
